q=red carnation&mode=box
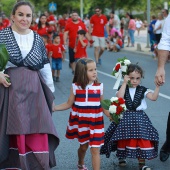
[116,106,124,115]
[111,102,119,107]
[115,63,121,71]
[118,98,125,104]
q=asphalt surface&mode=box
[51,30,170,170]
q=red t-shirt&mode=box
[117,38,123,47]
[30,24,37,31]
[47,14,56,23]
[90,14,108,37]
[58,18,67,29]
[74,39,88,59]
[65,21,87,48]
[2,18,10,28]
[59,32,64,45]
[45,43,52,56]
[0,24,5,31]
[49,44,65,59]
[36,25,54,36]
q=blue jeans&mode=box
[128,29,135,45]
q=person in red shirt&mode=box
[42,35,51,58]
[49,34,65,82]
[57,14,67,32]
[0,16,5,31]
[112,32,123,52]
[74,29,88,62]
[36,14,55,44]
[89,7,109,66]
[64,10,91,74]
[2,14,10,28]
[59,27,65,45]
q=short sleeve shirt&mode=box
[74,39,88,59]
[90,14,108,37]
[49,44,65,59]
[65,21,87,48]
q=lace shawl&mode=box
[0,27,49,70]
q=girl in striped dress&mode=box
[100,64,160,170]
[53,58,110,170]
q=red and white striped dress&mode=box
[66,83,104,147]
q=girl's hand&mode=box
[0,73,11,87]
[123,75,130,84]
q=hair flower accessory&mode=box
[101,97,126,124]
[112,57,131,89]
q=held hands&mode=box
[154,67,165,86]
[0,73,11,87]
[52,102,56,112]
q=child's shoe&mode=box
[140,165,151,170]
[98,58,102,65]
[56,77,60,82]
[118,158,127,166]
[77,164,88,170]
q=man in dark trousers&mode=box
[155,13,170,162]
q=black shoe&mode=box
[56,77,60,82]
[160,149,170,162]
[53,76,57,82]
[160,141,170,162]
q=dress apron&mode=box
[0,67,59,170]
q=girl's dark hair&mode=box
[12,1,34,15]
[73,58,99,89]
[77,29,86,35]
[38,14,49,29]
[127,64,144,78]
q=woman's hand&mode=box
[52,102,56,112]
[0,72,11,87]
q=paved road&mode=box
[51,37,170,170]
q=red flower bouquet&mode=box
[101,97,126,124]
[112,57,131,89]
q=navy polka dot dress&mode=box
[100,85,159,159]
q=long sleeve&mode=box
[40,63,55,92]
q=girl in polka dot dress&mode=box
[53,58,110,170]
[100,64,160,170]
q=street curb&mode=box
[121,49,152,57]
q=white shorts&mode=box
[92,36,106,48]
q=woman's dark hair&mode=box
[73,58,99,89]
[129,14,134,19]
[127,64,144,78]
[12,1,34,15]
[38,14,49,29]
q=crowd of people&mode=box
[0,1,170,170]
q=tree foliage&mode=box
[0,0,167,19]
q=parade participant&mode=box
[155,13,170,162]
[53,58,110,170]
[0,1,59,169]
[89,7,109,66]
[101,64,160,170]
[49,34,65,82]
[36,14,55,43]
[57,13,67,32]
[64,10,90,74]
[74,29,88,62]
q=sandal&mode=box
[118,158,127,166]
[140,165,151,170]
[77,164,88,170]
